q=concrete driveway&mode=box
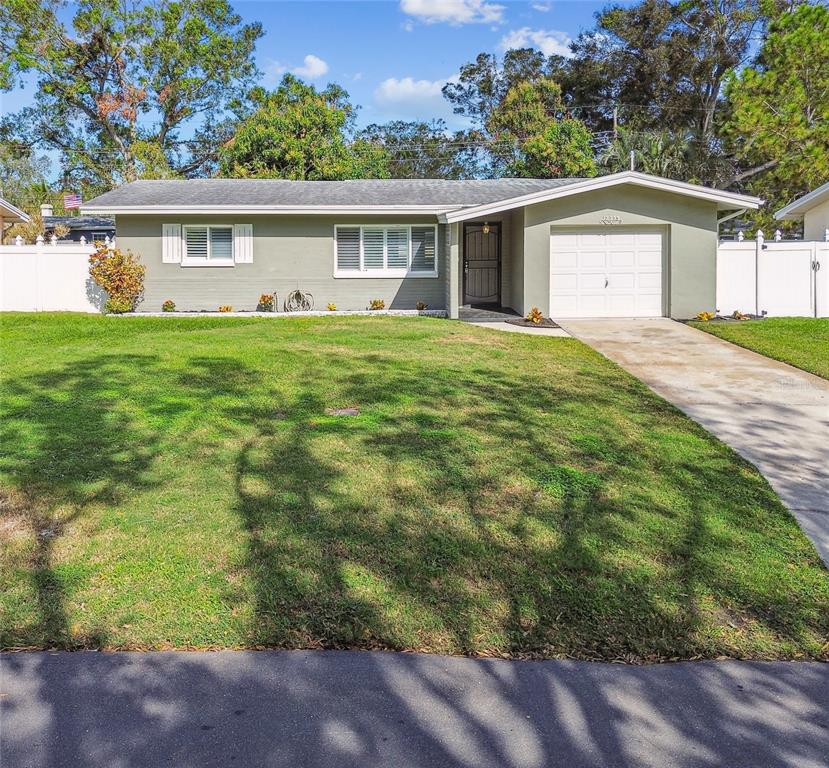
[3,651,828,768]
[559,318,829,566]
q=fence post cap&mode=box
[756,229,765,241]
[737,231,744,241]
[35,234,44,245]
[14,235,23,246]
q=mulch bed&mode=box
[505,317,561,329]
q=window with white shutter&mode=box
[334,224,438,277]
[182,225,234,266]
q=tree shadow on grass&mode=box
[0,354,163,648]
[181,342,827,660]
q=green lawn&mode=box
[690,318,829,380]
[1,313,827,661]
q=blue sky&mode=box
[1,0,619,131]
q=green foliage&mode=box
[0,0,262,188]
[162,299,176,312]
[257,293,275,312]
[725,3,829,230]
[601,128,692,179]
[89,245,145,313]
[487,79,596,178]
[359,120,477,179]
[218,75,389,180]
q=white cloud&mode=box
[372,75,466,124]
[263,54,329,85]
[400,0,505,26]
[531,1,552,11]
[498,27,572,57]
[292,54,329,79]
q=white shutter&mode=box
[162,223,182,263]
[233,223,253,263]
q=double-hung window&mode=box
[335,225,437,277]
[183,225,234,266]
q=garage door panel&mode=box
[550,229,664,318]
[551,250,579,268]
[580,251,607,269]
[609,250,635,267]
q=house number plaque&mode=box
[600,215,623,225]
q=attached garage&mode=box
[549,229,664,318]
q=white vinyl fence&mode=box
[717,230,829,318]
[0,236,106,313]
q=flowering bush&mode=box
[369,298,385,310]
[526,307,544,324]
[89,244,145,313]
[162,299,176,312]
[218,305,233,312]
[258,293,275,311]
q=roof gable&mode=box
[775,181,829,220]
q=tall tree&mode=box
[487,79,596,177]
[725,2,829,228]
[217,76,389,180]
[0,0,262,189]
[358,120,478,179]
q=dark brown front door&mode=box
[463,222,501,306]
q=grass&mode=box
[1,313,827,661]
[689,318,829,380]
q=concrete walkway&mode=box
[2,651,828,768]
[560,318,829,565]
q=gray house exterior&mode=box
[83,172,760,319]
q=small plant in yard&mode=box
[257,293,275,312]
[327,303,337,311]
[218,305,233,312]
[88,243,145,314]
[526,306,544,324]
[416,301,428,311]
[696,311,716,322]
[162,299,176,313]
[732,310,749,320]
[369,299,385,310]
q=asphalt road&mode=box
[2,651,828,768]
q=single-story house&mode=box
[81,171,760,319]
[776,182,829,241]
[41,204,115,243]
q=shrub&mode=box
[89,244,145,313]
[731,310,749,320]
[526,306,544,324]
[696,311,716,322]
[416,301,428,311]
[258,293,275,312]
[105,296,133,314]
[218,305,233,312]
[369,298,385,310]
[327,303,337,311]
[162,299,176,313]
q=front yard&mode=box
[690,318,829,380]
[1,314,827,661]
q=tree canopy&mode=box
[217,76,389,180]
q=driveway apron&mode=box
[559,318,829,567]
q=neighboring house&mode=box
[0,196,31,239]
[41,204,115,243]
[81,172,760,319]
[776,182,829,241]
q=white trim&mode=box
[775,181,829,220]
[440,172,763,224]
[81,204,459,216]
[182,224,235,267]
[334,224,439,278]
[0,197,31,223]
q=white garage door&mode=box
[550,229,664,318]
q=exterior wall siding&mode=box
[520,186,719,319]
[117,215,447,313]
[804,199,829,241]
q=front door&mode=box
[464,222,501,306]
